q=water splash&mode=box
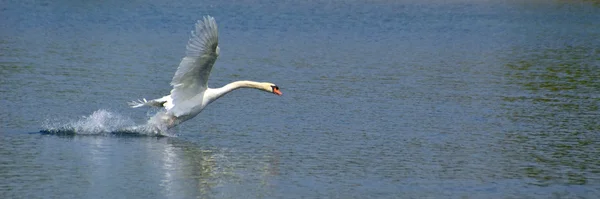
[40,109,173,137]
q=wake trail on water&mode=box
[40,109,174,137]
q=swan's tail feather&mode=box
[128,98,149,108]
[128,96,169,108]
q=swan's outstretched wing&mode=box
[169,16,219,116]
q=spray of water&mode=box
[40,109,174,137]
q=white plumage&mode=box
[128,16,282,130]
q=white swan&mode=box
[128,16,282,129]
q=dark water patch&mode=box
[37,128,168,137]
[502,44,600,187]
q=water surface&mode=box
[1,0,600,198]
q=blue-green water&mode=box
[1,0,600,198]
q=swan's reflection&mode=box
[69,133,279,198]
[157,138,221,198]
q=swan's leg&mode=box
[167,117,174,127]
[146,110,179,133]
[166,115,178,129]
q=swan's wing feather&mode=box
[169,16,219,116]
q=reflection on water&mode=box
[156,138,220,198]
[503,45,600,186]
[0,134,278,198]
[157,138,280,198]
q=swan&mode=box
[128,16,282,130]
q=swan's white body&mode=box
[129,16,281,129]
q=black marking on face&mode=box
[271,85,279,92]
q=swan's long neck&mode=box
[205,80,264,103]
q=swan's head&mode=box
[261,82,282,96]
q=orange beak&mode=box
[273,88,282,96]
